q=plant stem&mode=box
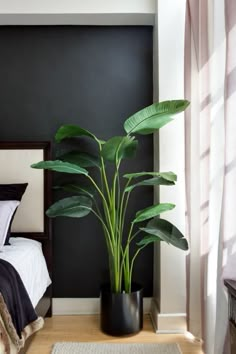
[129,229,142,243]
[110,157,123,293]
[98,142,111,204]
[116,178,133,292]
[128,245,146,293]
[88,166,121,293]
[93,198,102,218]
[117,171,121,221]
[86,174,115,243]
[120,229,141,269]
[121,190,131,237]
[101,158,111,203]
[120,228,142,292]
[123,222,135,292]
[116,168,122,291]
[91,210,121,293]
[111,169,118,230]
[91,209,113,254]
[118,179,131,240]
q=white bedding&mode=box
[0,237,52,307]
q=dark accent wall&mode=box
[0,26,154,297]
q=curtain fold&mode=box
[184,0,236,353]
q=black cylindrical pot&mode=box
[100,283,143,336]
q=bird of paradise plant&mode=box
[32,99,189,294]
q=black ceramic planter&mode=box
[100,283,143,336]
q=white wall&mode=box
[0,0,155,25]
[152,0,187,333]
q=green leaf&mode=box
[138,218,189,250]
[46,196,92,218]
[55,124,100,143]
[124,100,190,135]
[31,160,88,175]
[124,171,177,182]
[125,176,175,192]
[58,151,100,168]
[158,172,177,182]
[54,183,95,198]
[133,203,175,223]
[101,136,138,162]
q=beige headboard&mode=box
[0,142,51,236]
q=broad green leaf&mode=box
[133,203,175,224]
[138,218,188,250]
[46,196,92,218]
[31,160,88,175]
[124,100,190,135]
[101,136,138,162]
[58,151,100,168]
[55,124,99,143]
[159,172,177,182]
[54,183,95,198]
[125,176,175,192]
[124,171,177,182]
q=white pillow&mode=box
[0,200,20,251]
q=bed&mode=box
[0,141,52,353]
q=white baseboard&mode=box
[53,297,152,316]
[150,298,187,333]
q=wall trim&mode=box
[150,298,187,333]
[53,297,152,315]
[0,13,155,26]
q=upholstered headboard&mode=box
[0,141,52,239]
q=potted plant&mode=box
[31,99,189,336]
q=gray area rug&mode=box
[51,342,182,354]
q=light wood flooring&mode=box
[27,315,203,354]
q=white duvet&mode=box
[0,237,52,308]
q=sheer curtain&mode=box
[184,0,236,353]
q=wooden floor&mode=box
[27,315,203,354]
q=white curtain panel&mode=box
[184,0,236,353]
